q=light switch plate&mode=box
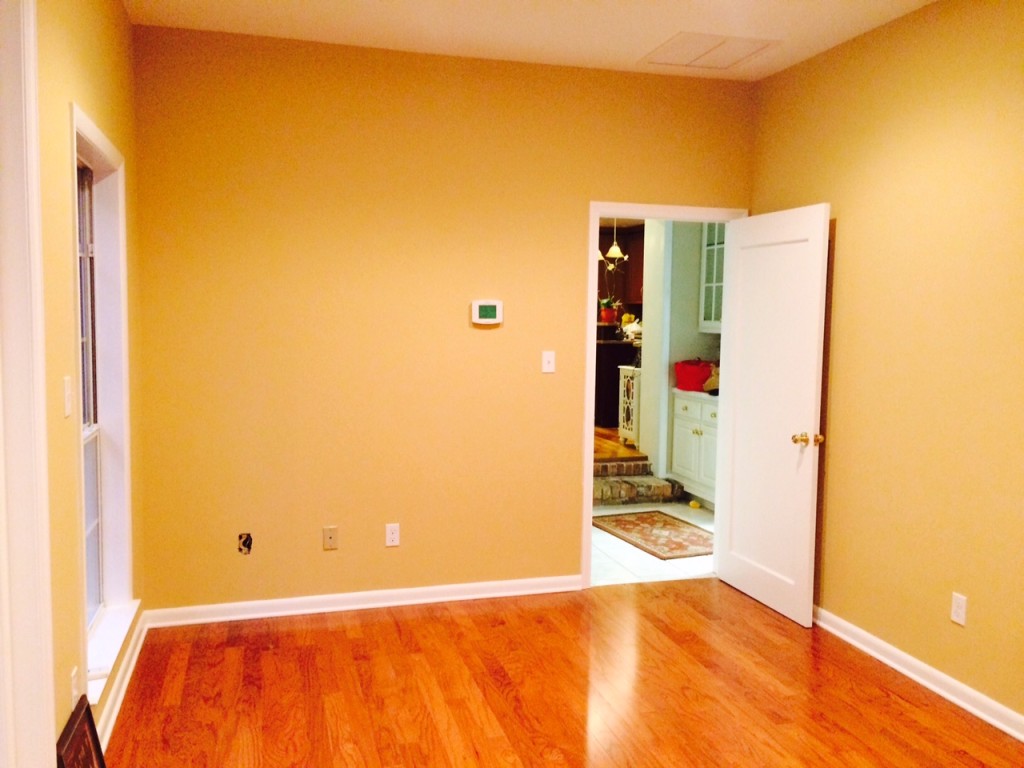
[951,592,967,625]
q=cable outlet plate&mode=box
[951,592,967,626]
[385,523,400,547]
[323,525,338,550]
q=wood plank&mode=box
[593,427,646,463]
[105,580,1024,767]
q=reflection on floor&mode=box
[591,502,714,587]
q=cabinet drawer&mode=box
[674,396,700,420]
[701,403,719,424]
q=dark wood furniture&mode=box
[595,339,638,428]
[597,224,644,309]
[57,695,106,768]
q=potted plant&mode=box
[598,296,621,323]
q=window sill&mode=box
[86,599,139,704]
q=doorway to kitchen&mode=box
[582,202,746,588]
[584,201,835,629]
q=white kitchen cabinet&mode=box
[699,222,725,333]
[669,389,718,503]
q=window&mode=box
[77,165,103,627]
[78,167,98,427]
[74,106,138,705]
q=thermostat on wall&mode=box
[471,300,503,326]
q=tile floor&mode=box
[591,502,715,586]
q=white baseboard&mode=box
[94,573,583,745]
[814,608,1024,743]
[143,574,582,628]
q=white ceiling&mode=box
[123,0,935,82]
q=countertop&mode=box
[672,388,718,399]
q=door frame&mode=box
[581,201,745,585]
[0,0,56,764]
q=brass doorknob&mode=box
[791,432,825,446]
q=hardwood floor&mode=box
[106,580,1024,767]
[594,427,646,463]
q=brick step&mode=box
[593,475,683,506]
[593,460,652,477]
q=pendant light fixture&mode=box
[597,218,629,321]
[601,219,629,268]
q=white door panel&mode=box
[715,203,830,627]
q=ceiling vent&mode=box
[643,31,776,70]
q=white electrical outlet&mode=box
[385,523,400,547]
[951,592,967,626]
[322,525,338,550]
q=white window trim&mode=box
[73,105,136,702]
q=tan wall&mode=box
[751,0,1024,711]
[130,28,755,608]
[38,0,1020,735]
[37,0,136,732]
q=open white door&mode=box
[715,203,830,627]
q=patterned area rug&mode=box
[593,511,713,560]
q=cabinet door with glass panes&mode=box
[699,222,725,333]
